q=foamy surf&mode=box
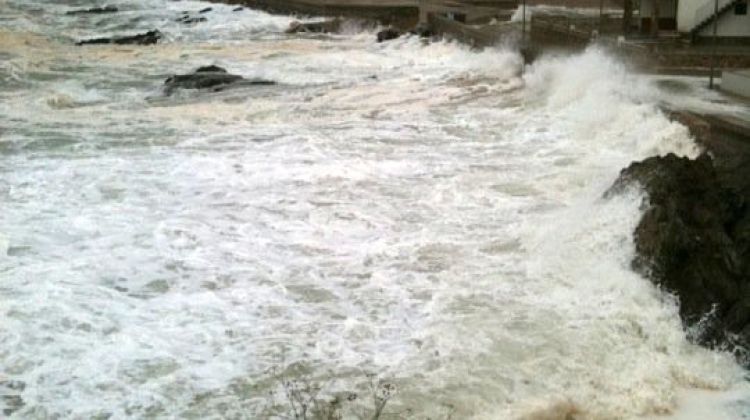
[1,0,749,418]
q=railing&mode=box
[693,0,735,31]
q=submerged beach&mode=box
[1,0,750,418]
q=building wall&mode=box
[676,0,703,31]
[640,0,678,18]
[679,0,750,36]
[697,5,750,36]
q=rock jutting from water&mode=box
[608,152,750,365]
[376,23,435,43]
[285,19,342,34]
[176,12,207,25]
[376,28,401,42]
[76,30,162,46]
[163,65,276,95]
[66,6,119,15]
[0,380,26,416]
[410,23,435,38]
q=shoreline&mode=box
[211,0,750,77]
[4,2,750,417]
[208,0,420,28]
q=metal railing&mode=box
[693,0,735,31]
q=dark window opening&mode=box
[736,1,748,15]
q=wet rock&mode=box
[176,13,207,24]
[0,380,25,392]
[285,18,341,34]
[66,6,119,15]
[195,65,227,73]
[233,7,244,12]
[76,30,162,46]
[163,65,276,95]
[199,7,213,14]
[376,28,401,43]
[0,380,26,417]
[410,23,435,38]
[609,152,750,365]
[2,395,24,417]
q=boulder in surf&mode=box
[285,19,341,34]
[163,65,276,95]
[609,152,750,365]
[76,30,162,46]
[66,6,119,15]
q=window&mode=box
[736,0,748,15]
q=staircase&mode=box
[690,0,741,36]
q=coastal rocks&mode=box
[163,65,275,95]
[410,23,435,38]
[177,6,213,25]
[177,16,207,25]
[66,6,119,15]
[285,19,341,34]
[376,23,434,43]
[76,30,162,46]
[609,153,750,364]
[176,12,207,25]
[1,380,25,416]
[164,66,242,94]
[376,28,401,42]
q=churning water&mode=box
[2,0,750,418]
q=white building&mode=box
[637,0,749,40]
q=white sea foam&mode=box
[1,1,749,418]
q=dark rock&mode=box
[2,395,24,417]
[176,14,207,24]
[233,6,244,12]
[66,6,119,15]
[199,7,213,14]
[164,66,276,95]
[285,18,341,34]
[376,28,401,43]
[195,65,227,73]
[671,111,750,202]
[608,152,750,365]
[76,30,162,46]
[410,23,435,38]
[0,380,25,391]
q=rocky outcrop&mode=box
[609,152,750,365]
[376,28,401,42]
[285,19,342,34]
[66,6,119,15]
[409,23,434,38]
[76,30,162,46]
[1,380,25,416]
[176,12,207,25]
[163,65,276,95]
[376,23,435,42]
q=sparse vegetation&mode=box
[265,364,456,419]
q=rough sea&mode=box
[1,0,750,418]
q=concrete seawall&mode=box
[210,0,419,28]
[723,70,750,99]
